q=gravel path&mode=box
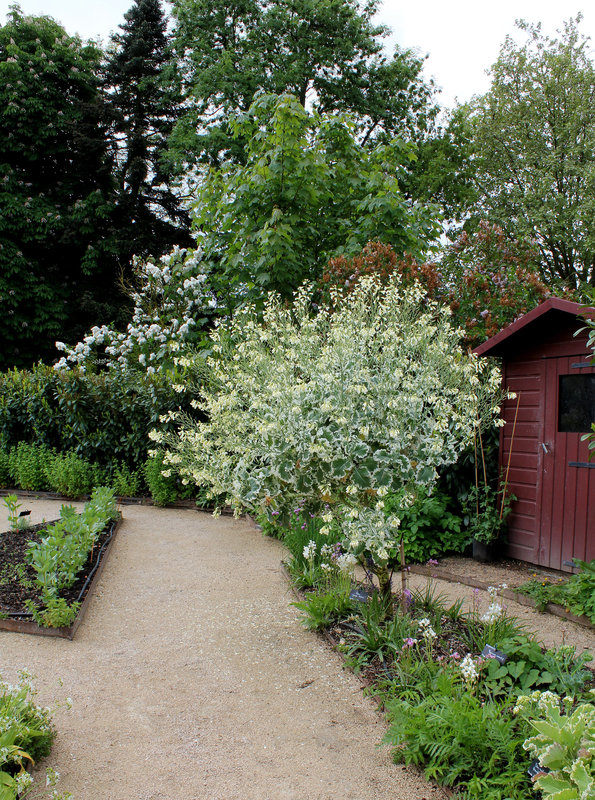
[1,499,448,800]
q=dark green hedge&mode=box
[0,365,193,471]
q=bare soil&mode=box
[0,521,112,616]
[0,497,593,800]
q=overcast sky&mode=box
[1,0,593,108]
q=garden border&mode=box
[0,488,235,514]
[0,515,122,640]
[408,564,595,632]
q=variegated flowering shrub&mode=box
[515,691,595,799]
[161,277,503,595]
[54,246,216,374]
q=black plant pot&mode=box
[472,538,499,563]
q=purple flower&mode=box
[427,558,439,566]
[403,637,417,648]
[271,510,280,516]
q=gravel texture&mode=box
[0,499,449,800]
[1,498,592,799]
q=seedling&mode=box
[3,495,31,532]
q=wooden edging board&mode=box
[0,488,235,514]
[0,516,122,640]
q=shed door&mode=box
[538,356,595,570]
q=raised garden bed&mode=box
[0,515,121,640]
[408,563,595,632]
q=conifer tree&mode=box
[104,0,192,260]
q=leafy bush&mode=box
[8,442,54,491]
[44,450,104,498]
[564,559,595,623]
[143,451,182,507]
[110,462,145,498]
[0,363,193,472]
[384,486,467,563]
[385,690,530,797]
[0,450,11,488]
[164,277,503,596]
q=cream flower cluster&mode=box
[54,246,216,373]
[162,276,504,564]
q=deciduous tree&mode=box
[167,0,438,168]
[465,17,595,288]
[0,7,121,368]
[190,93,440,309]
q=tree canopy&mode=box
[465,17,595,288]
[0,7,120,368]
[167,0,438,169]
[104,0,192,262]
[190,93,441,309]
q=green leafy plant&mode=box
[515,691,595,800]
[384,690,530,797]
[144,451,181,507]
[384,486,466,563]
[110,463,145,498]
[8,443,54,492]
[293,573,353,631]
[2,495,29,532]
[517,575,569,612]
[26,597,80,629]
[564,560,595,623]
[464,482,515,545]
[0,451,11,488]
[44,450,104,499]
[25,487,118,627]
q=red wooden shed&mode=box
[474,298,594,571]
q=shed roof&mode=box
[473,297,590,358]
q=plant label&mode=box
[528,758,550,781]
[481,644,508,664]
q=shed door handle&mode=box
[541,442,549,454]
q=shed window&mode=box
[558,374,595,432]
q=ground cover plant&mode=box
[0,488,119,628]
[0,669,62,800]
[278,519,595,799]
[517,561,595,624]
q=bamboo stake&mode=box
[500,392,521,520]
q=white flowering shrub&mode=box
[54,246,216,374]
[163,277,503,594]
